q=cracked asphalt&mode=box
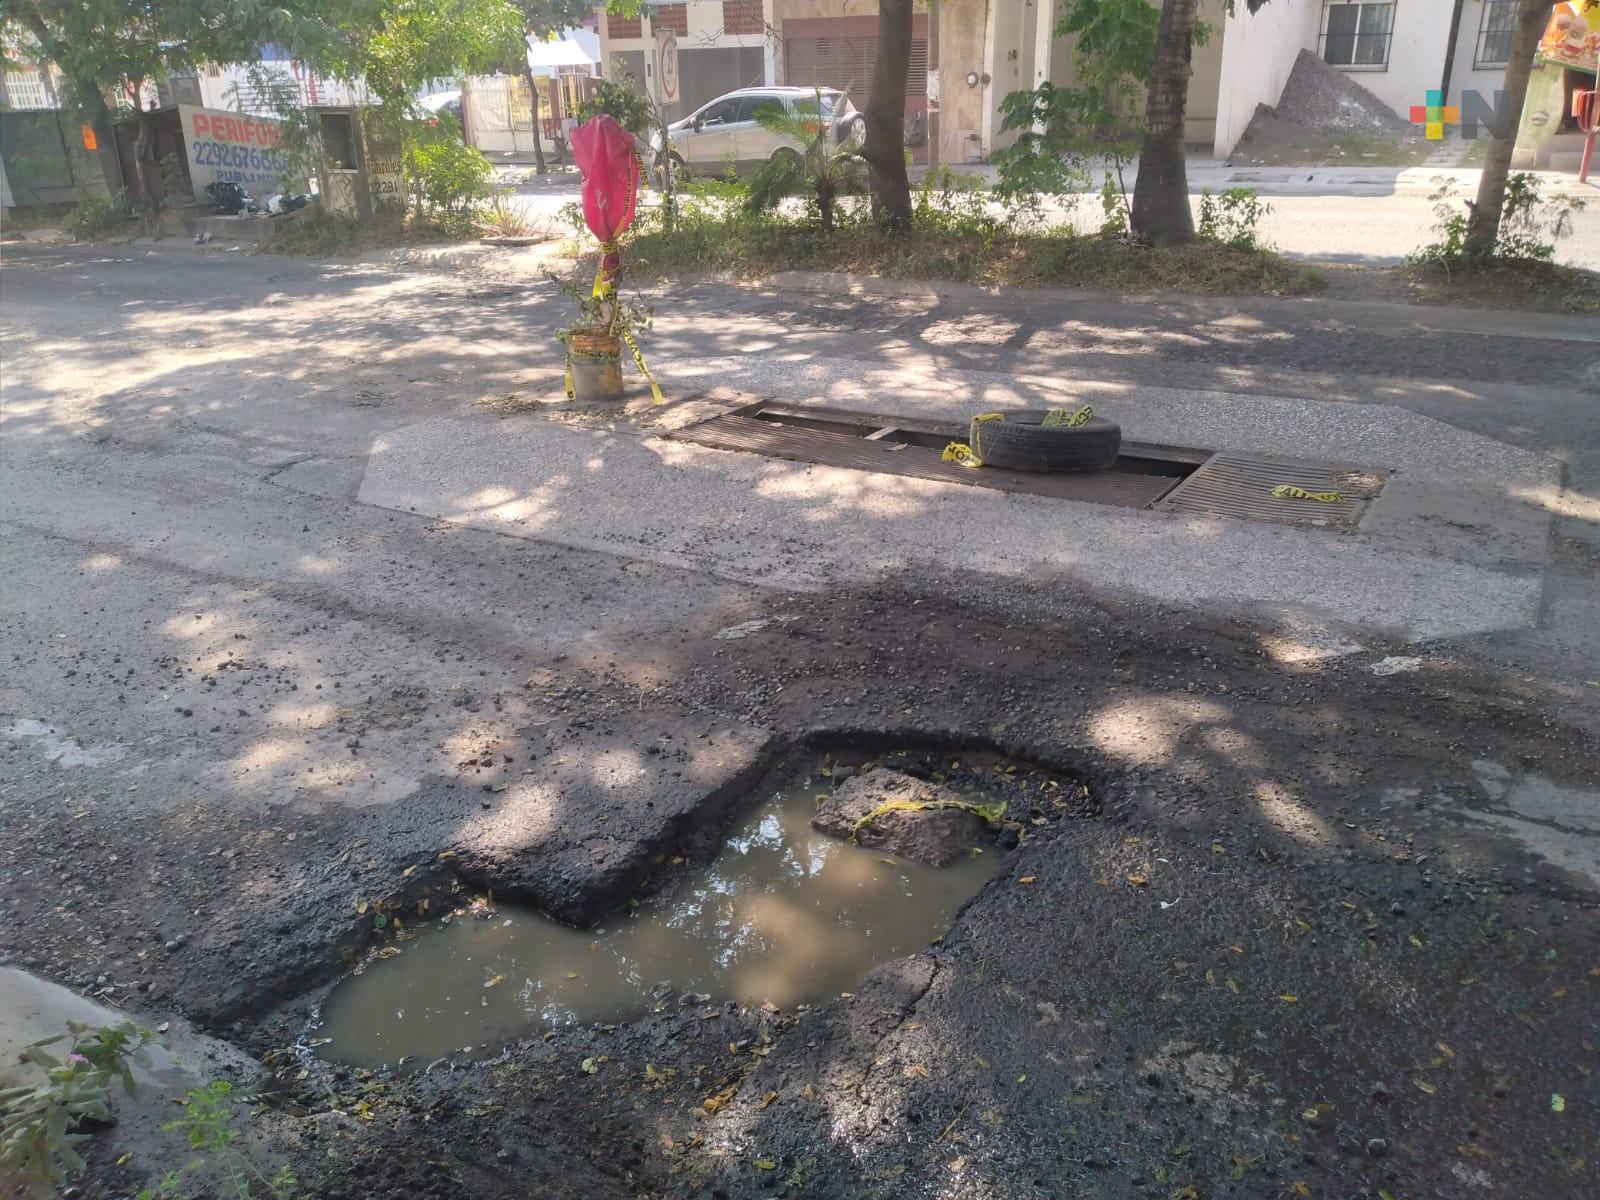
[2,242,1598,1200]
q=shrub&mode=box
[64,191,131,240]
[912,167,1003,239]
[1408,172,1585,267]
[409,135,492,216]
[1197,187,1270,250]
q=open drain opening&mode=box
[673,397,1386,527]
[312,747,1085,1070]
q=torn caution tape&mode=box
[1271,484,1345,503]
[942,411,1010,469]
[943,407,1093,469]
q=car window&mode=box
[697,99,740,126]
[737,96,778,122]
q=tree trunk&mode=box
[1130,0,1197,246]
[1463,0,1550,258]
[133,101,163,208]
[863,0,912,229]
[524,67,548,174]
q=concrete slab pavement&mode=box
[355,385,1552,641]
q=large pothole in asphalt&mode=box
[311,745,1089,1069]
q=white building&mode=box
[1211,0,1518,156]
[595,0,1518,162]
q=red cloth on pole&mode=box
[570,115,639,295]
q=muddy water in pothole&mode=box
[316,785,1001,1068]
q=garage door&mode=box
[782,15,928,164]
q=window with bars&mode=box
[1474,0,1516,68]
[3,71,52,109]
[1321,2,1395,69]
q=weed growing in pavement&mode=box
[137,1081,296,1200]
[481,186,542,239]
[1,1020,155,1198]
[1198,187,1271,251]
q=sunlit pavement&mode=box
[2,242,1598,1198]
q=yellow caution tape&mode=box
[1271,484,1345,503]
[618,323,664,405]
[1042,405,1093,428]
[592,239,618,298]
[942,441,982,468]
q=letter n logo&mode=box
[1461,90,1511,141]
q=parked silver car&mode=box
[661,87,862,176]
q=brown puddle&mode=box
[315,783,1002,1068]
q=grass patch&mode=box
[259,207,481,256]
[0,201,79,234]
[1321,132,1435,167]
[1402,258,1600,314]
[628,210,1324,298]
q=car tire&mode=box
[769,147,802,173]
[655,151,689,188]
[970,412,1122,473]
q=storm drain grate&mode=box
[1155,451,1385,529]
[667,396,1386,528]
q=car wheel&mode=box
[769,147,802,173]
[969,412,1123,473]
[655,151,690,189]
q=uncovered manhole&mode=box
[667,395,1386,529]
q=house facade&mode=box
[595,0,1522,162]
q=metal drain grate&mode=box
[1155,452,1384,529]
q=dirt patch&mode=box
[1232,107,1433,168]
[1318,259,1600,313]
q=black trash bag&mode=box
[204,181,258,215]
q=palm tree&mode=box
[744,87,866,233]
[1130,0,1200,245]
[1132,0,1270,246]
[864,0,914,229]
[1464,0,1556,257]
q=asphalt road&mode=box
[2,243,1598,1200]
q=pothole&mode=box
[311,745,1087,1069]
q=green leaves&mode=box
[1,1020,157,1196]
